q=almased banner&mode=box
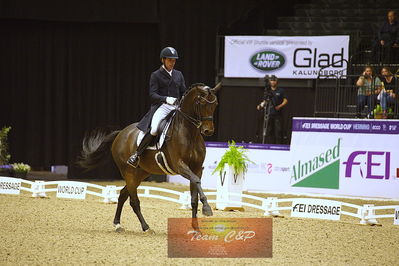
[290,118,399,198]
[224,35,349,79]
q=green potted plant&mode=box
[0,126,11,165]
[212,140,253,177]
[212,140,253,210]
[0,126,12,177]
[11,163,31,179]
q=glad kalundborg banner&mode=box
[224,35,349,79]
[290,118,399,198]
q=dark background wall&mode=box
[0,0,312,178]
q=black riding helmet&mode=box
[160,47,179,59]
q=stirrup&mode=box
[127,154,140,168]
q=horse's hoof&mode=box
[144,228,155,235]
[202,205,213,216]
[192,229,203,236]
[114,223,125,233]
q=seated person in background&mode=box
[356,66,381,118]
[378,67,397,118]
[373,10,399,64]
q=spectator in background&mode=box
[356,66,381,118]
[378,67,397,118]
[373,10,399,64]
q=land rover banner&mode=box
[224,35,349,79]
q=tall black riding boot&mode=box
[127,133,155,168]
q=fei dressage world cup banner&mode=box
[290,118,399,198]
[224,35,349,79]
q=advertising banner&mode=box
[203,142,290,191]
[290,118,399,198]
[224,35,349,79]
[169,122,399,199]
[168,142,291,192]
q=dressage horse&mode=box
[78,83,221,233]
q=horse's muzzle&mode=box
[201,128,214,136]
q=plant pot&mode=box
[216,165,244,211]
[0,168,14,177]
[374,113,383,119]
[13,171,27,179]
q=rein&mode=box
[177,108,202,128]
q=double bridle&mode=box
[177,86,217,129]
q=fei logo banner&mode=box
[291,198,342,221]
[343,150,393,180]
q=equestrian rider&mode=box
[127,47,187,167]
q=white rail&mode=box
[0,177,398,225]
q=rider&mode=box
[127,47,187,167]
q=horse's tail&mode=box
[77,128,120,171]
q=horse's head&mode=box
[180,82,221,136]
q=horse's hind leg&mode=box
[129,189,153,233]
[125,171,152,233]
[113,185,129,232]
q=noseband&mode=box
[177,86,217,129]
[195,86,217,122]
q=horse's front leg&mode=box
[190,181,199,218]
[190,181,201,233]
[179,162,213,216]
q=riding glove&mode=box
[166,97,177,105]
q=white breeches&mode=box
[150,103,176,135]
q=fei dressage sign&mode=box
[224,35,349,79]
[0,176,21,195]
[291,198,342,221]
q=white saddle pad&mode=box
[136,119,173,150]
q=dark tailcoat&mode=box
[137,66,186,132]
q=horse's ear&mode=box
[211,82,222,93]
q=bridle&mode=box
[177,85,217,129]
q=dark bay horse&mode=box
[78,83,221,233]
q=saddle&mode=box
[136,111,177,175]
[136,111,176,150]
